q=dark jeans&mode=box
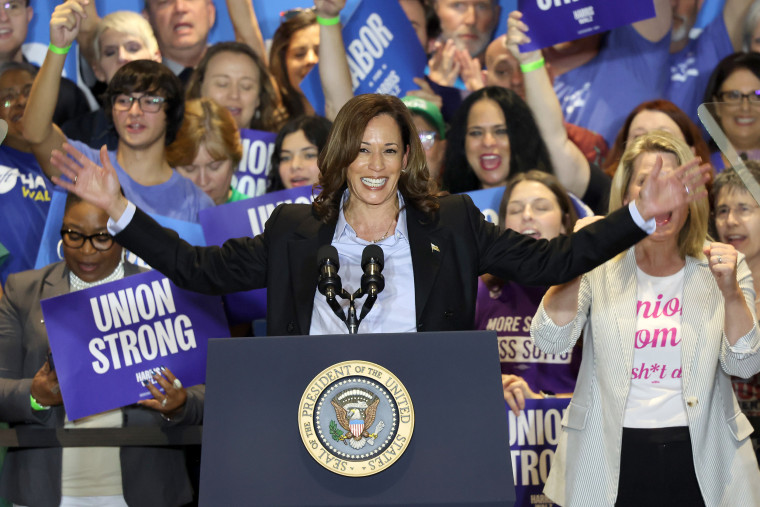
[616,427,705,507]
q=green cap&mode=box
[401,95,445,140]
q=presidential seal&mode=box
[298,360,414,477]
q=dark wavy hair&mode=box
[269,9,316,121]
[603,99,711,177]
[313,94,439,223]
[267,115,332,193]
[186,41,281,132]
[104,60,184,145]
[443,86,553,194]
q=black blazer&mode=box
[117,194,645,336]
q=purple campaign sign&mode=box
[41,270,229,420]
[199,186,315,325]
[508,397,570,506]
[232,129,277,198]
[302,0,428,116]
[518,0,656,51]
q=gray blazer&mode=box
[0,262,204,507]
[531,248,760,506]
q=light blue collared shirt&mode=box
[309,192,417,335]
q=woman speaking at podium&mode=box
[50,94,709,336]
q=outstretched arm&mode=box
[76,0,100,76]
[226,0,267,64]
[23,0,87,179]
[506,12,590,198]
[315,0,353,121]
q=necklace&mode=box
[371,219,396,243]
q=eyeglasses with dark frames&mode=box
[111,94,166,113]
[715,89,760,104]
[60,229,115,251]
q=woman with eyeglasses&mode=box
[704,52,760,171]
[0,62,53,287]
[0,192,203,506]
[711,161,760,461]
[22,2,213,223]
[267,114,332,192]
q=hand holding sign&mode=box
[51,143,129,222]
[506,11,541,64]
[31,359,63,408]
[137,367,188,416]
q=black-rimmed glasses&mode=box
[111,94,166,113]
[715,90,760,104]
[60,229,115,251]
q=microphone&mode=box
[317,245,342,300]
[359,245,384,321]
[360,244,385,297]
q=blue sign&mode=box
[517,0,656,51]
[302,0,428,115]
[466,186,505,226]
[41,269,229,420]
[35,190,206,270]
[199,186,315,324]
[232,128,277,198]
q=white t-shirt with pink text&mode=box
[623,266,688,428]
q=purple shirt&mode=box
[474,279,581,394]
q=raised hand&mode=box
[428,39,461,87]
[505,10,541,64]
[50,143,128,221]
[314,0,345,18]
[634,156,711,221]
[704,242,741,297]
[50,0,89,50]
[407,77,444,109]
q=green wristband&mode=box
[48,43,71,55]
[519,57,545,73]
[316,15,341,26]
[30,394,50,411]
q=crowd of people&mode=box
[1,0,760,505]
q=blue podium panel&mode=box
[200,331,515,506]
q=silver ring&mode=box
[684,184,690,195]
[173,378,182,389]
[161,397,168,407]
[718,256,723,264]
[73,175,77,184]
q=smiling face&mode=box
[0,67,32,142]
[144,0,215,64]
[627,110,686,143]
[62,200,122,283]
[0,1,31,61]
[285,24,319,89]
[345,114,408,213]
[624,151,689,241]
[504,180,566,240]
[278,129,321,189]
[95,28,161,83]
[434,0,498,57]
[200,50,260,129]
[175,143,233,205]
[715,68,760,151]
[464,98,511,189]
[714,186,760,264]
